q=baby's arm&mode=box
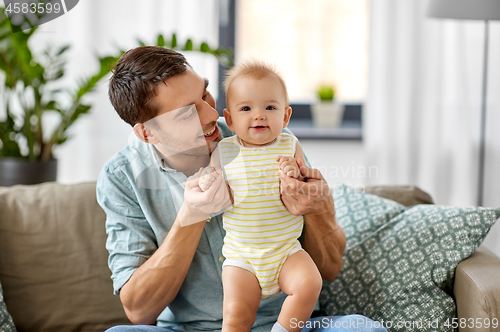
[277,142,306,180]
[199,146,224,192]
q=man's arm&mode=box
[100,167,231,325]
[119,214,206,325]
[279,159,346,281]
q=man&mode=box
[97,46,386,332]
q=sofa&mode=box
[0,182,499,332]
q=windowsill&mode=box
[288,119,362,140]
[287,103,363,140]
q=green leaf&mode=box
[137,38,146,47]
[56,136,68,145]
[184,39,193,51]
[73,103,91,119]
[171,33,177,48]
[200,42,210,53]
[76,55,118,99]
[317,84,335,101]
[0,112,22,157]
[157,34,165,47]
[56,44,71,56]
[44,100,57,110]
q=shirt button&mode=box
[218,256,225,263]
[206,217,212,223]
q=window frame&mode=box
[217,0,362,140]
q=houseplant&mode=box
[310,83,344,128]
[0,7,233,186]
[0,8,118,185]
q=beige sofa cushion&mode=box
[0,182,130,332]
[364,185,434,206]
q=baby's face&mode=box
[224,75,291,147]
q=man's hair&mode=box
[108,46,190,126]
[223,61,289,107]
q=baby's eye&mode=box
[266,105,276,110]
[241,106,251,111]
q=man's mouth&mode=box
[204,126,217,137]
[200,125,219,140]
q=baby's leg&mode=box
[222,266,261,332]
[199,166,217,191]
[277,250,322,332]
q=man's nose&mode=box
[197,99,219,125]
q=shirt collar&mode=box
[149,144,176,173]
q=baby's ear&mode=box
[283,106,292,128]
[223,109,234,131]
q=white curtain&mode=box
[365,0,500,254]
[28,0,220,184]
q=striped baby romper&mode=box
[219,132,304,298]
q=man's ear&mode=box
[133,123,160,144]
[283,106,292,128]
[223,109,234,131]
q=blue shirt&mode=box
[97,118,297,331]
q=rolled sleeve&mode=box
[97,159,159,295]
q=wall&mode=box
[300,139,367,189]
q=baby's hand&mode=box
[277,155,301,179]
[199,166,218,192]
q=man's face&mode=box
[144,68,222,158]
[224,74,291,147]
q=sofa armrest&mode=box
[454,245,500,331]
[364,185,434,206]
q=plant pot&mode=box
[0,158,57,186]
[311,102,344,128]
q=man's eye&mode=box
[183,110,195,120]
[182,106,197,120]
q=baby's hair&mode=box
[223,61,289,106]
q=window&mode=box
[235,0,369,103]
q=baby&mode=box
[199,62,322,332]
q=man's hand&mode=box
[279,158,333,217]
[279,158,346,281]
[180,167,231,226]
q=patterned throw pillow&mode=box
[332,184,406,249]
[321,185,500,332]
[0,281,16,332]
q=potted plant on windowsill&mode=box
[310,84,344,128]
[0,7,233,186]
